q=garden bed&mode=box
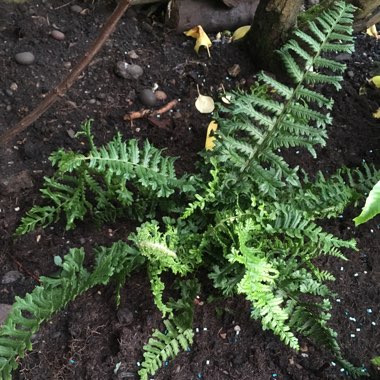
[0,1,379,379]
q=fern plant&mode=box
[4,1,379,379]
[15,120,194,235]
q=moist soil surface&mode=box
[0,1,379,379]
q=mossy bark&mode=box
[246,0,303,73]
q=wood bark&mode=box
[166,0,260,33]
[306,0,380,31]
[246,0,303,73]
[348,0,380,31]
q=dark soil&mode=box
[0,1,379,379]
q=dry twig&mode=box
[0,0,132,145]
[124,99,178,121]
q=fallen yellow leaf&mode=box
[205,121,218,151]
[232,25,251,41]
[373,108,380,118]
[369,76,380,88]
[366,25,379,39]
[195,85,215,114]
[184,25,212,57]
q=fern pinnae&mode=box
[214,1,355,199]
[0,241,142,379]
[138,320,194,380]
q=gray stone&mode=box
[0,304,12,325]
[347,70,354,78]
[67,128,76,138]
[114,61,143,80]
[139,89,156,106]
[70,4,83,13]
[335,53,352,62]
[51,30,65,41]
[0,170,33,195]
[1,270,23,284]
[15,52,35,65]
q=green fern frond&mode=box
[130,221,193,316]
[16,121,193,234]
[139,280,197,379]
[15,206,58,235]
[0,241,143,379]
[212,1,355,199]
[138,319,194,380]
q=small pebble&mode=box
[67,129,76,139]
[335,53,352,62]
[70,4,83,13]
[367,308,373,314]
[155,90,167,101]
[15,52,35,65]
[63,62,72,69]
[10,82,18,91]
[51,30,65,41]
[114,61,143,80]
[127,50,139,59]
[139,89,157,106]
[1,270,23,284]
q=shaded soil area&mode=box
[0,1,379,379]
